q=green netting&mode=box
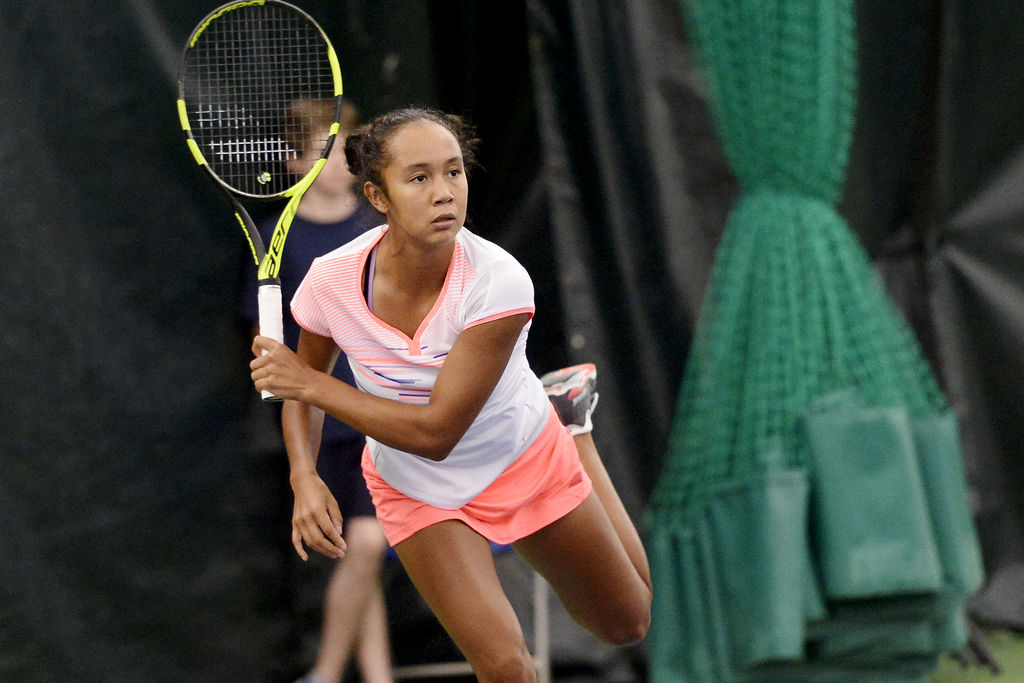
[649,190,947,514]
[682,0,855,202]
[647,1,981,680]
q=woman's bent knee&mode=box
[602,614,651,646]
[470,647,536,683]
[591,599,651,646]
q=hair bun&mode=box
[344,128,368,178]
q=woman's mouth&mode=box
[432,213,457,229]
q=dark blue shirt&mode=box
[242,202,383,446]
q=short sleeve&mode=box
[461,257,535,329]
[290,259,334,337]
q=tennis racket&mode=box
[176,0,343,400]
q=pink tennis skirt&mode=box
[362,406,593,546]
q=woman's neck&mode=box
[377,229,454,293]
[368,233,454,337]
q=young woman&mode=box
[250,107,651,682]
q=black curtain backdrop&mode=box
[526,0,735,508]
[927,0,1024,630]
[1,1,1022,681]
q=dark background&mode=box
[2,0,1023,680]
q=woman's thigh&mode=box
[393,520,530,665]
[512,492,650,645]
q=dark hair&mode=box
[344,107,479,189]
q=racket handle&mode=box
[257,283,285,402]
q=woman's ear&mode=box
[364,181,389,214]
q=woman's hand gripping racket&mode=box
[177,0,343,400]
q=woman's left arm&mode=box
[251,312,530,460]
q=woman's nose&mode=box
[432,180,454,203]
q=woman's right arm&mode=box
[281,331,347,560]
[253,312,530,461]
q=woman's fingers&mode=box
[292,525,309,562]
[249,336,310,399]
[293,506,347,559]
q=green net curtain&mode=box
[647,1,982,680]
[686,1,854,202]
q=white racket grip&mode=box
[257,283,284,401]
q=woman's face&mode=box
[368,119,468,246]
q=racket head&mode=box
[176,0,343,200]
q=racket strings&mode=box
[182,4,337,197]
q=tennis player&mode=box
[251,107,651,682]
